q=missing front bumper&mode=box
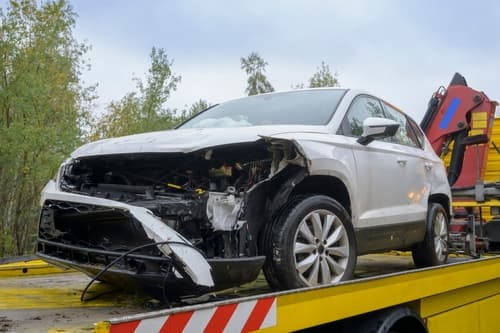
[37,182,265,299]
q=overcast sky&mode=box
[71,0,500,121]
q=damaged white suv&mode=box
[38,89,452,299]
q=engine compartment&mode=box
[52,141,275,259]
[37,138,308,297]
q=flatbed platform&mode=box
[0,254,471,332]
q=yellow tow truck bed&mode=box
[3,254,500,332]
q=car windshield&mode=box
[179,89,347,128]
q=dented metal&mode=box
[41,180,214,287]
[37,131,307,297]
[37,88,452,300]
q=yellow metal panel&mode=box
[427,302,479,333]
[0,272,139,310]
[473,120,487,129]
[93,322,111,333]
[472,111,488,129]
[0,259,70,277]
[452,199,500,223]
[473,112,488,122]
[92,256,500,333]
[259,257,500,332]
[484,117,500,184]
[452,199,500,208]
[419,278,500,317]
[480,117,500,222]
[479,294,500,333]
[469,129,484,136]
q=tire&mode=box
[263,195,356,290]
[336,306,427,333]
[412,202,449,268]
[261,195,305,290]
[260,214,281,290]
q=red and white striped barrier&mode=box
[109,297,277,333]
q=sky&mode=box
[69,0,500,121]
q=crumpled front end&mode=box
[39,180,215,299]
[37,139,296,299]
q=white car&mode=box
[37,88,452,299]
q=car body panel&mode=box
[71,125,330,157]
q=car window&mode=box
[179,89,347,128]
[407,117,425,148]
[340,96,385,137]
[382,102,421,148]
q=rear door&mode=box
[381,101,430,227]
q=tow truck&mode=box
[1,74,500,333]
[421,72,499,256]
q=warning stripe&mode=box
[135,316,167,333]
[224,300,257,332]
[108,297,276,333]
[110,320,140,333]
[203,303,238,332]
[241,298,276,333]
[160,311,193,332]
[183,307,217,332]
[260,298,277,328]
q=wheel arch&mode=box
[356,306,428,333]
[290,175,352,216]
[428,193,451,219]
[299,306,428,333]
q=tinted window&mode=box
[179,89,346,128]
[341,96,385,137]
[407,117,425,148]
[382,102,421,148]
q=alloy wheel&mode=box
[293,209,350,286]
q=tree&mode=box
[308,61,340,88]
[180,99,210,122]
[0,0,95,255]
[92,47,181,139]
[240,52,274,96]
[291,83,305,90]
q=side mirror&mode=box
[357,117,400,145]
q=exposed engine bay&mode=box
[37,139,308,299]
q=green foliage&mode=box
[240,52,274,96]
[0,0,95,255]
[180,99,210,122]
[92,47,181,139]
[292,61,340,89]
[308,61,340,88]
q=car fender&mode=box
[261,134,357,219]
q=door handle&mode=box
[397,158,407,166]
[424,162,433,171]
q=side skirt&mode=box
[355,221,426,255]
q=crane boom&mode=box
[421,73,496,188]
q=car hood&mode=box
[71,125,329,157]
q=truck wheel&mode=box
[334,306,428,333]
[412,203,449,268]
[265,195,356,289]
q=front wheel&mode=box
[264,195,357,290]
[412,202,449,268]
